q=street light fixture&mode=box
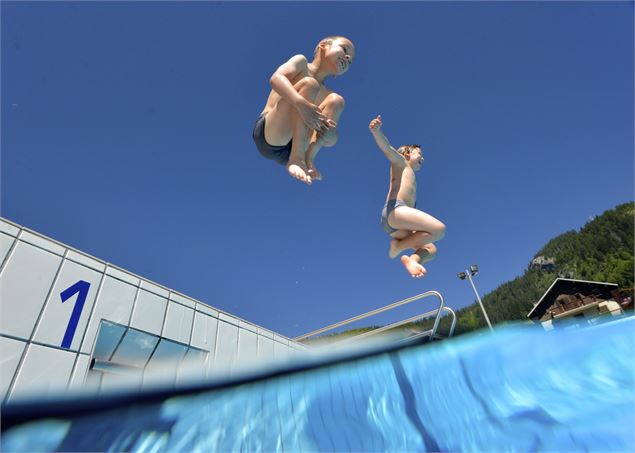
[459,264,494,332]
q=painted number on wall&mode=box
[60,280,91,349]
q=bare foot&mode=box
[287,160,312,185]
[400,255,427,278]
[307,166,322,181]
[389,239,402,259]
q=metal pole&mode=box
[466,270,494,332]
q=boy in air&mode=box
[369,115,446,278]
[253,36,355,184]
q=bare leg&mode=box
[389,232,435,258]
[306,93,345,181]
[388,207,445,236]
[389,233,438,258]
[263,77,321,184]
[387,207,445,278]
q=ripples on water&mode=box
[3,317,634,452]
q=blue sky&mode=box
[2,1,633,338]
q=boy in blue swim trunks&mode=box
[369,115,446,278]
[253,36,355,184]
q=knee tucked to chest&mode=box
[324,93,345,111]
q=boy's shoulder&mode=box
[286,53,310,67]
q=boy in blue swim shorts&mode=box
[253,36,355,185]
[369,115,446,278]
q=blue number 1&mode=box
[60,280,91,349]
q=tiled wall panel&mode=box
[0,233,16,265]
[0,337,27,399]
[274,341,289,359]
[19,231,65,256]
[176,349,207,385]
[214,321,239,374]
[32,260,102,351]
[130,289,168,335]
[0,241,63,340]
[0,219,20,237]
[237,328,258,365]
[68,354,91,391]
[9,344,76,401]
[191,311,218,353]
[162,302,194,344]
[80,275,137,353]
[258,336,275,360]
[66,250,106,273]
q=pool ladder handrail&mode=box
[293,290,456,344]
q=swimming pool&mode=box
[2,317,634,452]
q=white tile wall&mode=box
[130,289,168,335]
[190,311,218,353]
[239,320,258,333]
[274,341,289,359]
[105,266,139,286]
[0,219,312,399]
[68,354,91,390]
[0,233,16,266]
[258,327,274,339]
[66,250,106,273]
[0,219,20,237]
[33,260,102,351]
[80,276,138,353]
[162,302,194,344]
[170,293,196,309]
[0,241,63,340]
[214,320,239,373]
[258,336,275,360]
[219,312,240,327]
[9,344,76,401]
[237,328,258,365]
[0,336,27,399]
[176,350,207,385]
[196,303,219,317]
[18,231,65,256]
[140,280,169,298]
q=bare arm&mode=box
[270,54,327,129]
[368,115,403,164]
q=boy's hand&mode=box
[296,99,328,131]
[369,115,383,133]
[315,119,337,146]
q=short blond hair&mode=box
[313,35,349,57]
[397,144,421,156]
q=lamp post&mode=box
[458,265,494,332]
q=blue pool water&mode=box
[2,317,634,452]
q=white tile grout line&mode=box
[0,233,20,276]
[126,278,143,329]
[76,267,108,356]
[159,291,173,339]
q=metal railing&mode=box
[294,291,454,344]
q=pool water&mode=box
[2,317,634,452]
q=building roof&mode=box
[527,278,618,319]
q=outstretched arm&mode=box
[369,115,402,164]
[270,55,328,131]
